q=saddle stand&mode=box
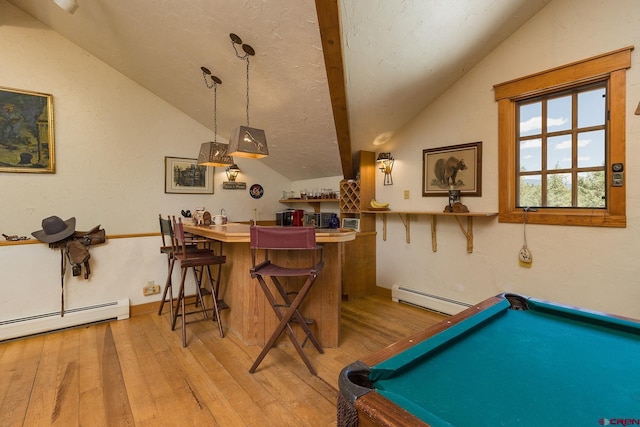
[48,225,107,316]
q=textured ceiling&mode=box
[5,0,550,181]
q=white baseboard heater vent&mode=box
[0,299,130,342]
[392,284,471,315]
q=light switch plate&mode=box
[612,172,623,187]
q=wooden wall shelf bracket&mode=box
[363,211,497,253]
[399,214,410,243]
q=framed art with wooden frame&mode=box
[422,141,482,197]
[164,156,214,194]
[0,86,55,173]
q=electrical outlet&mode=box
[143,281,160,296]
[404,190,410,199]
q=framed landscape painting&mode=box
[0,86,55,173]
[423,141,482,197]
[164,156,214,194]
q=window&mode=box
[494,47,632,227]
[517,83,606,209]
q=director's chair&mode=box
[249,226,325,375]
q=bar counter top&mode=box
[183,223,356,243]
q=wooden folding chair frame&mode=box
[249,226,325,374]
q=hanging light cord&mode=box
[201,68,220,142]
[231,36,252,127]
[522,207,529,248]
[245,56,250,127]
[213,82,218,141]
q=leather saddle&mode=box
[50,225,107,279]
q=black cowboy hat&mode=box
[31,216,76,243]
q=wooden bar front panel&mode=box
[218,241,343,348]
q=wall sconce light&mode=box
[197,67,234,167]
[54,0,79,14]
[377,152,394,185]
[227,33,269,159]
[225,164,240,181]
[222,164,246,190]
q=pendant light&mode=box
[227,33,269,159]
[197,67,234,167]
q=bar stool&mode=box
[248,226,324,374]
[169,216,226,347]
[157,214,210,319]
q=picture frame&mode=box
[164,156,214,194]
[0,86,55,173]
[422,141,482,197]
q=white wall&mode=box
[0,3,299,319]
[374,0,640,318]
[0,3,290,236]
[3,0,640,324]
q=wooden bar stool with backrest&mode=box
[249,226,325,375]
[158,214,211,319]
[169,216,226,347]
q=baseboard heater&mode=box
[391,284,471,315]
[0,299,130,342]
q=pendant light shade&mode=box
[197,141,234,167]
[228,126,268,159]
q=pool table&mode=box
[338,293,640,427]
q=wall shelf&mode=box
[361,210,498,253]
[279,198,339,213]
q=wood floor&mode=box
[0,295,447,427]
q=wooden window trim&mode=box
[494,47,633,227]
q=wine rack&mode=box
[340,180,361,214]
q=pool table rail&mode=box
[338,295,506,427]
[360,295,504,368]
[338,292,640,427]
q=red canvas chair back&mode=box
[250,226,316,250]
[250,226,321,273]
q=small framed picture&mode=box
[422,141,482,197]
[164,156,214,194]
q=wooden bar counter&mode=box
[183,223,356,348]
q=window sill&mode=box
[499,210,625,227]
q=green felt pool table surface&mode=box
[339,294,640,427]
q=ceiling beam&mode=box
[315,0,354,179]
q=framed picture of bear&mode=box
[422,141,482,197]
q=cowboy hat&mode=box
[31,216,76,243]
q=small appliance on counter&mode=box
[279,211,340,228]
[275,209,306,226]
[276,209,294,226]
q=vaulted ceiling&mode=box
[6,0,551,181]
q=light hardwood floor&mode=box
[0,295,446,427]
